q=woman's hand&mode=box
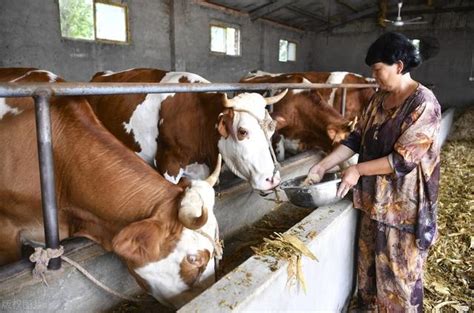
[303,163,326,185]
[337,165,361,198]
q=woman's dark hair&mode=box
[365,32,422,74]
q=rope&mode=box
[29,246,152,302]
[232,108,281,175]
[231,108,283,204]
[29,246,64,287]
[195,229,223,260]
[60,255,152,302]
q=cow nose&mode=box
[265,175,281,186]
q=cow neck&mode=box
[54,97,182,224]
[192,93,224,165]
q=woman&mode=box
[306,32,441,312]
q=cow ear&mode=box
[327,125,337,141]
[112,219,165,268]
[217,110,234,139]
[272,115,287,130]
[310,90,327,105]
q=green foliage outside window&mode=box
[59,0,94,40]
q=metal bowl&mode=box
[280,172,341,208]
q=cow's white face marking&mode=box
[164,169,185,185]
[274,134,285,162]
[122,72,210,167]
[135,180,218,308]
[326,71,348,107]
[0,98,22,120]
[134,227,216,308]
[218,93,280,191]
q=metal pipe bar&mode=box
[6,80,377,274]
[0,82,378,97]
[33,90,61,270]
[341,87,347,117]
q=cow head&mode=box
[327,116,358,145]
[216,90,287,192]
[112,156,222,308]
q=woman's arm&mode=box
[318,145,356,172]
[305,145,355,184]
[336,156,393,198]
[356,156,393,176]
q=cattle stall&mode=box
[0,79,455,312]
[0,148,350,312]
[0,81,367,312]
[2,0,472,311]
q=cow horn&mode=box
[179,204,209,230]
[223,93,234,108]
[348,116,358,132]
[205,154,222,187]
[264,89,288,104]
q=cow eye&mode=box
[238,127,248,139]
[186,254,199,265]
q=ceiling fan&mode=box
[383,1,429,27]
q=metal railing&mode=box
[0,81,377,270]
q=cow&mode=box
[240,71,375,161]
[87,68,287,193]
[0,68,223,308]
[241,71,375,120]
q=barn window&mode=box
[279,40,297,62]
[58,0,129,43]
[210,24,241,56]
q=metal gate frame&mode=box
[0,81,377,269]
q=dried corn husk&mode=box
[251,232,318,293]
[218,204,313,277]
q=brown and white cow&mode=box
[0,68,222,308]
[240,71,375,160]
[241,70,375,120]
[87,68,287,192]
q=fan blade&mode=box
[383,19,393,23]
[405,21,429,25]
[405,16,423,22]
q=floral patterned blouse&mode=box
[342,84,442,250]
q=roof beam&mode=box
[249,0,299,21]
[314,6,378,33]
[286,5,327,23]
[336,0,359,13]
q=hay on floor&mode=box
[423,108,473,312]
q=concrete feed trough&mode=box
[1,151,347,312]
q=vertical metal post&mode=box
[33,89,61,270]
[341,87,347,117]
